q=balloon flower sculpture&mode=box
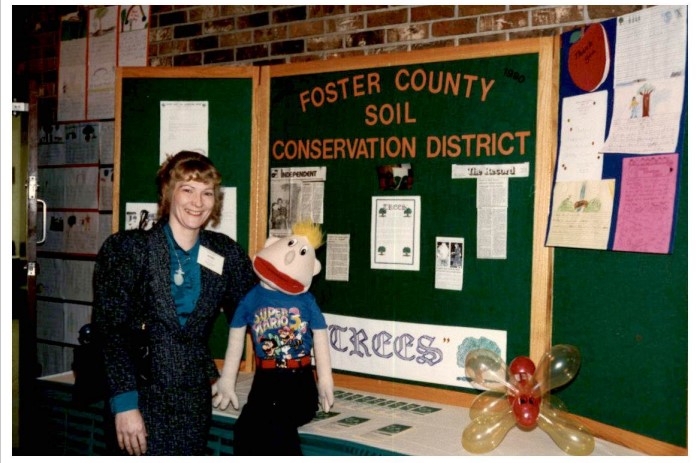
[461,345,595,455]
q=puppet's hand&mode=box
[211,376,239,410]
[313,329,334,412]
[317,374,334,413]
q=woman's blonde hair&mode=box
[156,151,223,227]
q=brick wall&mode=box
[16,5,647,99]
[147,5,645,67]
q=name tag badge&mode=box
[198,246,224,275]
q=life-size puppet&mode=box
[212,221,334,455]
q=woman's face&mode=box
[169,180,215,232]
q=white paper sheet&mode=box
[64,211,100,254]
[37,258,65,299]
[99,166,114,211]
[62,260,95,302]
[57,11,88,122]
[65,123,100,164]
[36,258,95,303]
[326,233,350,282]
[38,125,66,166]
[613,5,687,86]
[546,180,615,250]
[118,5,150,66]
[64,167,99,209]
[206,186,237,241]
[557,91,607,181]
[370,196,420,271]
[476,207,507,259]
[125,202,158,230]
[99,213,114,248]
[602,77,684,155]
[434,237,464,291]
[87,6,118,120]
[451,162,529,180]
[324,313,506,389]
[159,101,209,163]
[476,177,508,208]
[38,211,67,253]
[39,166,98,209]
[99,120,115,163]
[269,166,327,236]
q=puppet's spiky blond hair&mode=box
[292,220,324,249]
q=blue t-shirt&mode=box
[231,284,327,363]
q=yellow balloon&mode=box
[469,389,509,420]
[535,344,582,395]
[537,402,595,455]
[462,408,516,454]
[465,349,509,392]
[462,345,592,455]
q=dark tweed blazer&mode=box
[92,219,256,455]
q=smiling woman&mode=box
[92,151,257,456]
[156,151,223,229]
[169,181,215,241]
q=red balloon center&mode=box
[508,356,541,427]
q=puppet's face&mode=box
[253,234,321,295]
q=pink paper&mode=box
[613,154,679,254]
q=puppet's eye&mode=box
[287,238,298,247]
[300,246,309,256]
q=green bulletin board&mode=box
[267,40,556,376]
[548,13,689,448]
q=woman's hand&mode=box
[115,409,148,455]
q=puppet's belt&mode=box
[255,356,312,370]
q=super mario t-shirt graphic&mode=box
[255,307,306,365]
[231,285,327,367]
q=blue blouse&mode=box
[164,223,201,327]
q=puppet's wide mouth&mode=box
[253,256,304,294]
